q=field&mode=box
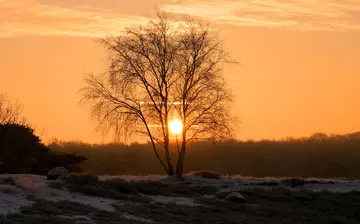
[1,174,360,224]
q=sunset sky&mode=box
[1,0,360,143]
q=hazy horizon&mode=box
[1,0,360,143]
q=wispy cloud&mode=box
[0,0,148,37]
[1,0,360,37]
[161,0,360,31]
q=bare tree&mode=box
[80,11,237,177]
[0,92,24,125]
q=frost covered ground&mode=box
[1,174,360,223]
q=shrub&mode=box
[0,123,87,175]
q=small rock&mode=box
[224,192,246,204]
[47,167,70,180]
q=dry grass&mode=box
[50,174,219,202]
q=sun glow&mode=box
[169,119,183,135]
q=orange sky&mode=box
[1,0,360,143]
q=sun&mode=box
[169,119,183,135]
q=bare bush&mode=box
[0,92,24,125]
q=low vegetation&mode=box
[51,174,219,200]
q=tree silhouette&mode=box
[0,91,87,174]
[0,92,24,125]
[0,123,87,174]
[80,11,236,177]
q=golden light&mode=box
[169,119,183,135]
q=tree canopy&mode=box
[80,11,237,176]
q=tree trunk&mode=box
[164,112,174,176]
[164,133,174,176]
[167,168,175,176]
[145,122,169,175]
[175,133,187,177]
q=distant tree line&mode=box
[50,132,360,178]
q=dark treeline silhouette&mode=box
[49,132,360,178]
[0,123,87,174]
[0,92,88,174]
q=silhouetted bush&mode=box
[0,123,87,174]
[49,131,360,178]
